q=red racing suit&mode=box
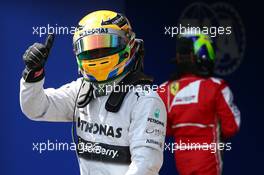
[158,75,240,175]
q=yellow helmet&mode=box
[73,10,136,82]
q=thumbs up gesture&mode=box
[22,34,55,82]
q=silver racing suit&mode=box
[20,78,167,175]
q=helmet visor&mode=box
[74,34,127,59]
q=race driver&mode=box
[20,10,166,175]
[158,32,241,175]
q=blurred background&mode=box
[0,0,262,174]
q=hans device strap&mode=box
[105,71,153,112]
[76,81,93,108]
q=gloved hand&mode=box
[22,34,55,82]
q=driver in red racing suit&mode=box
[158,32,241,175]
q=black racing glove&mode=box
[22,34,55,82]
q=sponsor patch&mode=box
[77,117,122,138]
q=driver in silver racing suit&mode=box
[20,10,166,175]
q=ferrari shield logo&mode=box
[170,82,179,95]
